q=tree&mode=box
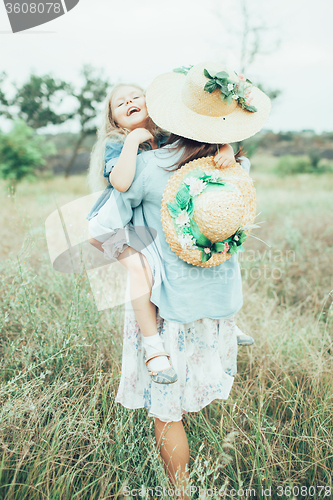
[0,120,55,192]
[0,72,10,118]
[210,0,281,154]
[211,0,281,101]
[64,65,110,177]
[10,74,72,130]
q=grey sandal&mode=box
[144,351,178,384]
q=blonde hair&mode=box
[87,83,164,192]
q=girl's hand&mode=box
[214,144,236,169]
[128,128,153,144]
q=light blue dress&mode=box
[89,144,251,323]
[88,144,251,421]
[87,135,168,221]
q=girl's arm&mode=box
[89,155,147,243]
[213,144,235,168]
[110,128,153,193]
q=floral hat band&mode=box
[178,64,257,118]
[146,61,271,143]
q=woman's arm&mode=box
[110,128,153,193]
[213,144,235,168]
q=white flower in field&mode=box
[232,94,239,100]
[184,177,207,196]
[175,210,190,227]
[178,233,196,249]
[30,404,36,410]
[227,83,234,91]
[40,372,45,379]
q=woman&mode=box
[89,62,271,493]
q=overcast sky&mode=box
[0,0,332,134]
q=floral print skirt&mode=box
[115,282,238,422]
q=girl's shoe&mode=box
[144,352,178,384]
[235,325,254,346]
[236,332,255,346]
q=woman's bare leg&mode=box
[154,418,190,498]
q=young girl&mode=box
[87,83,248,385]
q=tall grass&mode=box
[1,166,333,499]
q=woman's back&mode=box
[92,143,249,322]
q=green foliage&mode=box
[0,120,55,188]
[308,148,321,168]
[275,155,333,176]
[11,74,71,129]
[63,65,110,176]
[73,65,110,134]
[0,71,9,113]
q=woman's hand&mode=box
[128,128,153,144]
[214,144,236,169]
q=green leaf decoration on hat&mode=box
[173,65,194,75]
[166,168,249,263]
[175,184,190,209]
[203,69,258,113]
[167,202,182,217]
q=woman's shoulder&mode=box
[238,156,251,173]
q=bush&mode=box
[0,120,55,191]
[275,155,332,176]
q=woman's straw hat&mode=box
[161,157,256,267]
[146,62,271,143]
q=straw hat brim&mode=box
[147,72,271,144]
[161,157,257,267]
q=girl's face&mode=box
[111,86,148,130]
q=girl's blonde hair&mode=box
[87,83,164,192]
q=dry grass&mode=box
[1,162,333,499]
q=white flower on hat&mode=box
[207,171,221,182]
[232,94,239,100]
[178,233,196,249]
[185,177,207,196]
[227,83,234,91]
[175,210,190,227]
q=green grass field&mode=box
[1,158,333,499]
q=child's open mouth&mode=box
[127,106,141,116]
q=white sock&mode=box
[143,333,171,371]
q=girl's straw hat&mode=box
[161,157,256,267]
[146,62,271,143]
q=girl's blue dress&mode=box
[86,136,168,221]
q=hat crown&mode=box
[181,62,238,117]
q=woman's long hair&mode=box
[87,83,164,193]
[162,134,245,171]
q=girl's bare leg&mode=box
[89,238,172,372]
[88,238,157,336]
[154,418,190,499]
[117,246,157,337]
